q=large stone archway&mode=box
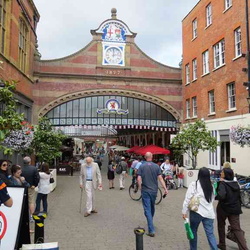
[38,88,181,120]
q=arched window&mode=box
[19,19,28,72]
[0,0,7,54]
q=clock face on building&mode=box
[105,47,122,64]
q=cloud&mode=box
[33,0,199,67]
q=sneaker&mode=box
[84,212,91,217]
[146,233,155,237]
[217,244,226,250]
[91,210,98,213]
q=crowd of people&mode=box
[0,157,53,233]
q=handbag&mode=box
[188,182,200,212]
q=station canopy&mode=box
[45,95,177,137]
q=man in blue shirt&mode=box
[137,152,168,237]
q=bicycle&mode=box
[128,181,163,205]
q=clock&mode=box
[105,47,122,64]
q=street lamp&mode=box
[176,119,182,131]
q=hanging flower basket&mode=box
[230,125,250,147]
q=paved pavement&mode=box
[42,163,250,250]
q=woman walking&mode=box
[182,167,217,250]
[10,165,30,187]
[216,168,248,250]
[107,160,115,189]
[34,163,51,214]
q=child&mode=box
[177,168,184,188]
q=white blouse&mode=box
[37,172,51,194]
[182,180,215,219]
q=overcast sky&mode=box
[33,0,199,67]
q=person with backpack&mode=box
[116,157,128,190]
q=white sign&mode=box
[0,187,25,250]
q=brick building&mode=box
[0,0,39,161]
[182,0,250,175]
[33,9,182,148]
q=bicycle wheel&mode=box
[155,187,163,205]
[172,181,178,190]
[129,184,142,201]
[241,190,250,208]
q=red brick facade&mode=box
[182,0,249,122]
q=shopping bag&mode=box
[21,242,59,250]
[184,218,194,240]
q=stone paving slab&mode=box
[43,170,250,250]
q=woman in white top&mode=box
[35,163,51,214]
[182,167,217,250]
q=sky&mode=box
[33,0,199,67]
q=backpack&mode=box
[116,163,123,174]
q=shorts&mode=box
[28,187,37,205]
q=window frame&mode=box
[192,18,197,39]
[192,96,197,117]
[208,90,215,114]
[206,3,212,27]
[185,63,190,85]
[186,99,191,119]
[19,18,28,72]
[192,58,197,81]
[225,0,232,10]
[234,27,242,58]
[227,82,236,110]
[0,0,7,54]
[202,50,209,75]
[213,39,225,69]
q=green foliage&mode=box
[171,120,219,169]
[0,80,24,154]
[31,117,67,164]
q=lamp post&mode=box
[245,0,250,112]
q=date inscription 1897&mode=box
[104,70,122,75]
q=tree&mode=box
[171,120,219,169]
[0,80,25,155]
[31,117,67,164]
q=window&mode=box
[227,83,236,109]
[19,19,28,72]
[186,99,191,118]
[206,3,212,27]
[192,58,197,80]
[192,18,197,39]
[208,90,215,113]
[192,97,197,117]
[0,0,7,54]
[202,50,209,74]
[213,39,225,69]
[209,130,218,167]
[225,0,232,10]
[185,64,190,84]
[234,27,242,57]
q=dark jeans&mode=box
[35,193,48,213]
[217,204,248,250]
[141,191,157,234]
[190,211,217,250]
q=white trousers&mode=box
[85,181,95,213]
[178,178,184,188]
[119,171,126,188]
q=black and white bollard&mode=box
[33,212,47,243]
[134,227,145,250]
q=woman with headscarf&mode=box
[216,168,248,250]
[182,167,217,250]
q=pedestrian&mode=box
[182,167,217,250]
[0,178,13,207]
[21,156,40,218]
[10,165,30,187]
[118,156,128,190]
[107,160,115,189]
[0,159,13,186]
[177,168,184,188]
[160,157,172,172]
[137,152,168,237]
[216,168,249,250]
[34,163,51,215]
[79,157,102,217]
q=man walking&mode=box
[118,157,128,190]
[137,152,168,237]
[21,156,40,217]
[79,157,102,217]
